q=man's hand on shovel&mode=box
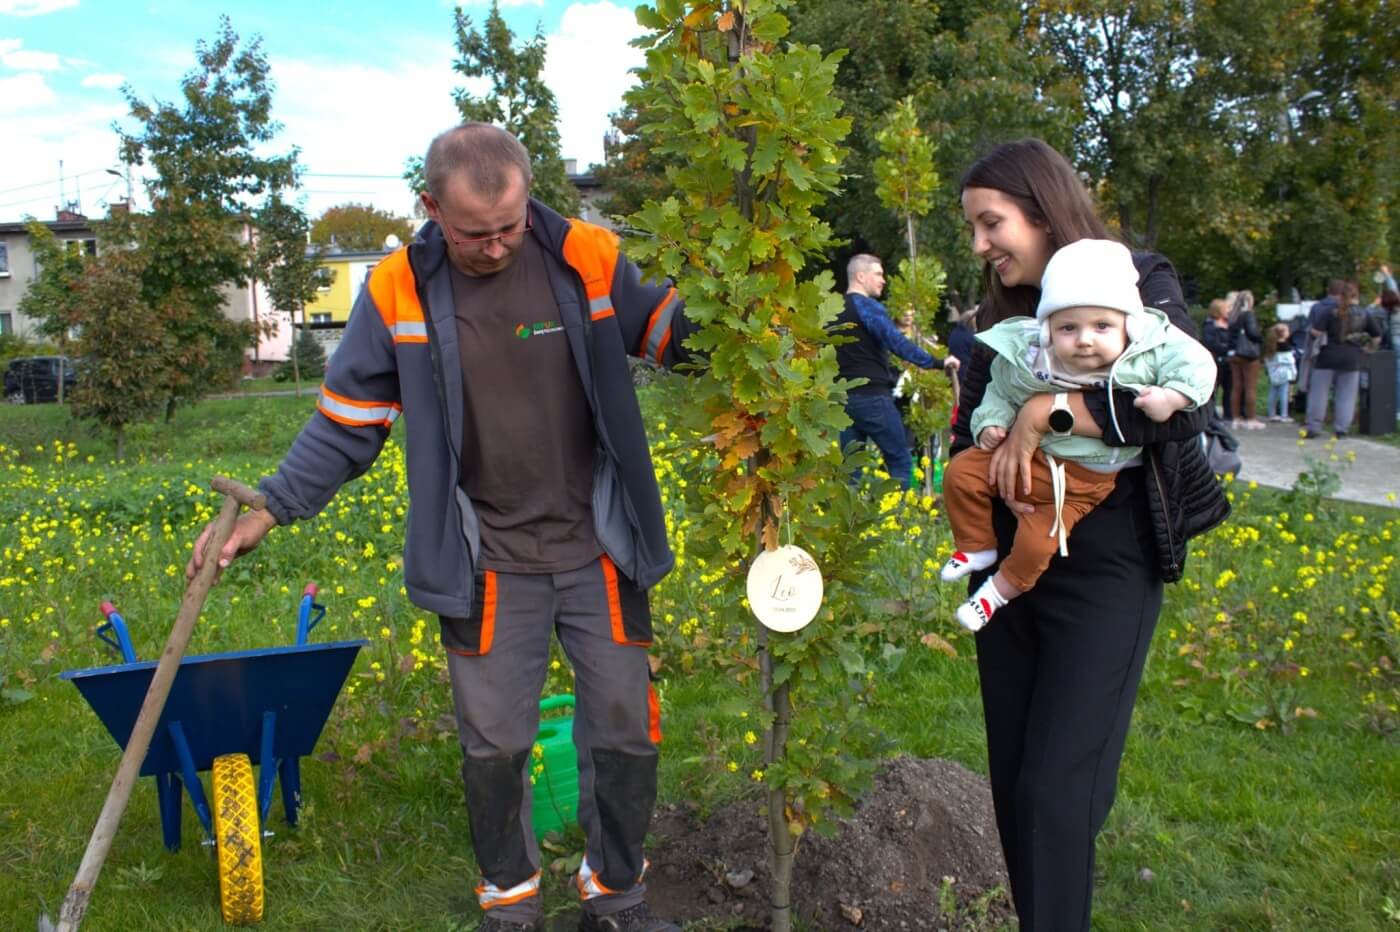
[186,507,278,582]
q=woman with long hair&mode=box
[1227,290,1264,429]
[952,138,1229,930]
[1304,280,1384,438]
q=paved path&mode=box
[1232,419,1400,508]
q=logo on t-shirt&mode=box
[514,320,564,340]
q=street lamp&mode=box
[104,167,133,206]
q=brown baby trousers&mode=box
[943,446,1120,593]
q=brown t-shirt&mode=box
[450,235,602,573]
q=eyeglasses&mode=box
[439,206,532,247]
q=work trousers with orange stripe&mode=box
[440,557,659,924]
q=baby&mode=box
[941,239,1216,631]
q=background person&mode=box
[1226,290,1264,429]
[953,137,1228,932]
[1200,298,1233,419]
[1264,322,1298,422]
[1304,279,1383,439]
[188,123,692,932]
[835,253,959,487]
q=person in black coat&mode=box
[1200,297,1233,418]
[953,138,1228,932]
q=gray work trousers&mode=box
[1305,367,1360,434]
[440,556,659,923]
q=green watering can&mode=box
[531,694,579,839]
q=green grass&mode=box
[1,395,1397,930]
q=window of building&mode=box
[314,267,334,292]
[0,242,9,276]
[0,313,11,334]
[310,313,331,324]
[64,238,97,257]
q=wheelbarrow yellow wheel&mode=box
[211,753,265,924]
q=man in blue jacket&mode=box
[189,123,690,932]
[835,253,958,486]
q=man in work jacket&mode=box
[835,252,958,486]
[188,123,693,932]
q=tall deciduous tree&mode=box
[116,16,302,413]
[311,203,414,253]
[405,0,580,216]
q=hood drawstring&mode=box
[1045,452,1069,557]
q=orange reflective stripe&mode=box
[641,288,678,363]
[476,871,541,909]
[600,556,627,646]
[317,386,401,428]
[647,683,662,745]
[562,221,619,313]
[480,570,498,655]
[365,248,428,342]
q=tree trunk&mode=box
[759,624,795,932]
[292,303,304,400]
[1144,175,1161,250]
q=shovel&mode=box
[40,476,266,932]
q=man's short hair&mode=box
[424,123,533,203]
[847,253,882,281]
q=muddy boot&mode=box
[578,902,679,932]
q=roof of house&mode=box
[0,219,97,236]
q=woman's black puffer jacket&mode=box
[951,252,1230,582]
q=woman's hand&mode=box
[987,394,1051,514]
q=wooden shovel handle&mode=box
[211,475,265,510]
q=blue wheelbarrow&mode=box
[43,477,364,930]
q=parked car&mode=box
[4,355,78,404]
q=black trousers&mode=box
[972,467,1163,931]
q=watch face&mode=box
[1049,408,1074,433]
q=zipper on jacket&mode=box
[1147,447,1178,576]
[408,241,475,566]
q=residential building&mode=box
[0,217,98,337]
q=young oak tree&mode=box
[404,0,580,216]
[625,3,901,928]
[874,98,953,494]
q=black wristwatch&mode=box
[1048,392,1075,436]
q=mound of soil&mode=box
[643,757,1012,930]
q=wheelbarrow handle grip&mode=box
[210,475,266,510]
[99,600,117,620]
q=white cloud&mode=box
[267,48,463,218]
[542,1,645,169]
[0,100,127,219]
[81,71,124,88]
[3,47,58,69]
[0,0,80,16]
[0,71,56,111]
[0,38,61,70]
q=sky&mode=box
[0,0,647,222]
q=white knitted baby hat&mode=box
[1036,239,1146,343]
